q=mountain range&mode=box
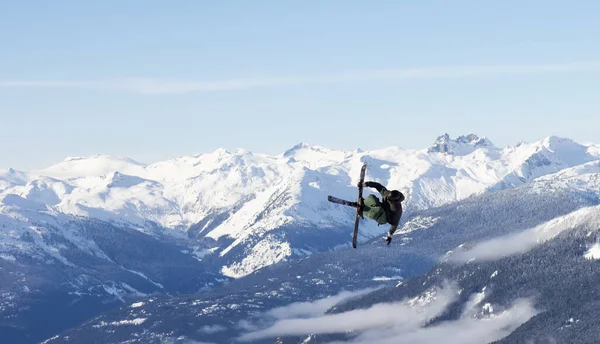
[2,133,600,343]
[45,160,600,343]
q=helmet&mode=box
[388,190,404,202]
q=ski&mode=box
[353,163,367,248]
[327,195,356,207]
[326,163,367,248]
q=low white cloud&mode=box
[238,281,537,344]
[2,61,600,94]
[266,287,379,320]
[198,324,227,334]
[336,298,536,344]
[159,338,215,344]
[447,205,600,263]
[238,282,459,341]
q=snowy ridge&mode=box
[1,134,600,277]
[428,133,494,155]
[36,176,600,344]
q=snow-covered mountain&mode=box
[0,207,223,343]
[3,134,600,343]
[2,134,600,279]
[47,175,600,344]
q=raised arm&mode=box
[363,181,388,197]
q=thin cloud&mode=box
[265,287,380,320]
[198,325,227,334]
[2,61,600,94]
[335,298,536,344]
[238,282,459,341]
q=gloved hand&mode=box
[385,233,392,245]
[358,181,372,188]
[357,182,369,188]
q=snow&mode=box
[200,303,226,315]
[372,276,403,281]
[40,335,60,344]
[584,243,600,260]
[462,288,488,317]
[428,133,494,155]
[199,324,227,334]
[120,318,147,325]
[397,216,440,235]
[221,236,292,278]
[100,282,147,301]
[102,285,126,302]
[448,205,600,263]
[408,288,439,307]
[93,317,147,327]
[191,247,218,260]
[482,303,494,313]
[2,134,600,277]
[119,266,164,289]
[302,335,315,343]
[4,134,597,234]
[0,254,16,261]
[39,155,146,180]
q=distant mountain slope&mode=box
[305,205,600,344]
[44,172,600,344]
[0,208,222,344]
[2,134,599,279]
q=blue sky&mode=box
[2,1,600,170]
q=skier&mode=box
[356,181,405,245]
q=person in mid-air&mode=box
[356,181,405,245]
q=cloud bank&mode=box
[338,298,536,344]
[265,288,379,320]
[2,61,600,94]
[238,281,536,344]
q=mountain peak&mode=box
[212,148,230,155]
[233,148,250,155]
[289,142,312,150]
[283,142,324,157]
[428,133,494,155]
[61,154,143,165]
[541,135,576,148]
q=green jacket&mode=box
[364,181,405,235]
